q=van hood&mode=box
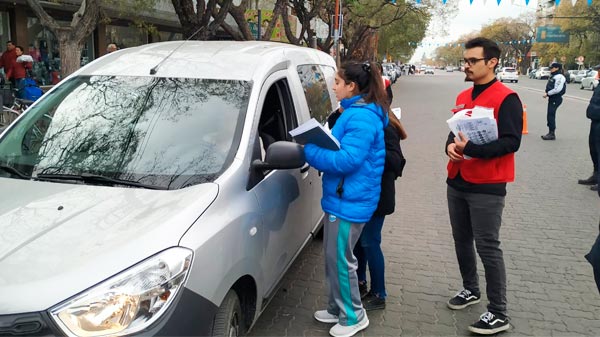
[0,177,218,314]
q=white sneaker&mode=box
[329,312,369,337]
[314,310,339,323]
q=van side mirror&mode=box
[252,141,305,170]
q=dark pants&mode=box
[354,215,387,298]
[447,186,507,317]
[14,78,25,99]
[547,97,563,132]
[585,221,600,294]
[589,120,600,176]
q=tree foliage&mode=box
[433,13,536,73]
[535,2,600,68]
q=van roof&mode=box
[77,41,335,81]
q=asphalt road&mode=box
[248,71,600,337]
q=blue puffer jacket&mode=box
[304,95,387,223]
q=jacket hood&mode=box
[340,95,388,126]
[0,177,218,314]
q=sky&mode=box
[410,0,538,63]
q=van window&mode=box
[0,76,251,189]
[258,79,297,158]
[297,65,334,124]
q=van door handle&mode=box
[300,164,310,173]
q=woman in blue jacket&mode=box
[305,61,388,337]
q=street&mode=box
[248,71,600,337]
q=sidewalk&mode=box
[248,74,600,337]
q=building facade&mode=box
[0,0,182,85]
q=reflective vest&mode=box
[447,81,516,183]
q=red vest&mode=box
[447,81,516,183]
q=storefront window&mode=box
[106,25,148,49]
[157,31,182,42]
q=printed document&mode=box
[289,118,340,151]
[447,106,498,145]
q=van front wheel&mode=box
[211,290,244,337]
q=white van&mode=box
[0,41,337,336]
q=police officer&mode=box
[542,62,567,140]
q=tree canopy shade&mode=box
[534,1,600,68]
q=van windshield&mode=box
[0,76,251,189]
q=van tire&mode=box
[211,290,244,337]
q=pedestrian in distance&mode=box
[8,46,33,99]
[304,60,388,337]
[445,37,523,335]
[578,64,600,192]
[0,41,17,86]
[541,62,566,140]
[106,43,118,54]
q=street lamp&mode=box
[527,31,534,73]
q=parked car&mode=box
[0,41,336,337]
[573,70,589,83]
[497,67,518,83]
[566,69,578,83]
[445,66,454,72]
[424,66,434,74]
[580,71,598,90]
[535,67,551,80]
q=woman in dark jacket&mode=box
[354,112,405,310]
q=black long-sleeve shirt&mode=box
[445,78,523,196]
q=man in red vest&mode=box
[445,37,523,335]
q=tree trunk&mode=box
[58,33,84,79]
[26,0,100,79]
[172,0,233,40]
[349,28,378,61]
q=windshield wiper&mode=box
[0,164,32,180]
[35,173,168,190]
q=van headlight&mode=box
[50,247,193,337]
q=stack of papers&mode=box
[447,106,498,145]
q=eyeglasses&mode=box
[463,57,488,66]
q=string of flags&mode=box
[408,39,537,47]
[412,0,593,5]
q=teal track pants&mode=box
[324,213,366,326]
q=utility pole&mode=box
[333,0,341,65]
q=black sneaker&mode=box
[468,312,510,335]
[362,292,386,311]
[358,281,368,299]
[447,289,480,310]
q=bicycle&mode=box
[0,97,33,131]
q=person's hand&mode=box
[453,131,469,152]
[543,93,548,98]
[447,143,464,162]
